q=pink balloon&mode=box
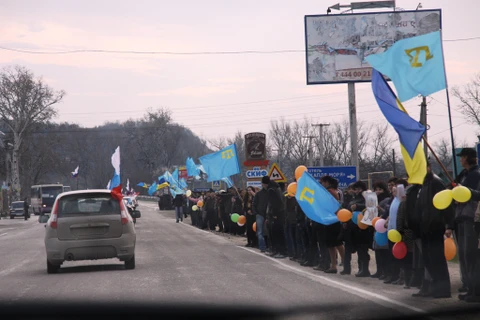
[375,218,387,233]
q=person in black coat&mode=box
[266,179,287,258]
[412,163,454,298]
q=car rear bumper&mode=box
[10,211,25,216]
[45,233,136,265]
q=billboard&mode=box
[244,132,267,161]
[305,9,441,84]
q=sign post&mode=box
[307,166,357,188]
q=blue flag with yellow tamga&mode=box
[148,182,157,196]
[199,143,240,182]
[295,172,340,225]
[366,31,446,102]
[371,69,427,184]
[186,157,200,177]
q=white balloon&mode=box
[237,222,245,227]
[186,190,192,197]
[192,205,198,211]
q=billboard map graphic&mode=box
[305,9,441,84]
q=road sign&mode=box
[246,167,268,179]
[268,163,287,182]
[247,181,262,189]
[212,181,221,190]
[307,166,357,188]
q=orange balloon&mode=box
[444,237,457,261]
[337,209,353,222]
[253,222,257,232]
[287,182,297,196]
[238,215,246,225]
[371,217,380,228]
[357,213,368,229]
[295,165,308,181]
[197,200,204,208]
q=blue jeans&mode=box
[175,206,183,222]
[256,214,266,252]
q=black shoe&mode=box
[301,260,314,267]
[274,254,286,259]
[355,270,371,277]
[433,292,451,299]
[392,279,404,285]
[383,277,393,284]
[459,293,471,301]
[324,268,337,274]
[313,264,327,271]
[245,243,252,247]
[458,286,469,293]
[370,272,382,278]
[176,220,179,223]
[412,291,430,297]
[464,295,480,303]
[378,275,386,280]
[340,269,351,275]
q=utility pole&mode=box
[420,96,428,157]
[312,123,330,166]
[303,135,315,167]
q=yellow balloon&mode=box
[192,205,198,211]
[387,229,402,243]
[452,186,471,203]
[433,189,453,210]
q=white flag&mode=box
[106,180,111,189]
[111,146,120,175]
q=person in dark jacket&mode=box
[284,191,297,259]
[454,148,480,302]
[173,194,184,223]
[341,181,367,275]
[23,198,29,220]
[296,196,309,264]
[253,177,269,253]
[267,179,287,258]
[352,181,370,277]
[204,189,217,231]
[412,163,454,299]
[244,187,257,247]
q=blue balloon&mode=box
[352,211,360,225]
[375,231,388,246]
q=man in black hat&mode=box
[454,148,480,302]
[204,189,217,231]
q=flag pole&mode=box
[440,29,458,177]
[422,136,455,185]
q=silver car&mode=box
[44,190,136,274]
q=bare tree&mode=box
[0,66,65,199]
[452,73,480,126]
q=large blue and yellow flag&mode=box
[295,172,340,225]
[366,31,446,102]
[371,69,427,184]
[199,143,240,182]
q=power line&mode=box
[0,36,478,56]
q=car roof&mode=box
[57,189,114,198]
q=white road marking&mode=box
[238,246,426,315]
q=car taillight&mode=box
[119,201,129,225]
[50,201,59,229]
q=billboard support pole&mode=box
[348,82,360,181]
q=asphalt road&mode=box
[0,201,473,319]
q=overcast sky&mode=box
[1,0,479,150]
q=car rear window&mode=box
[57,193,121,217]
[12,202,24,209]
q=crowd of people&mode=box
[164,147,480,303]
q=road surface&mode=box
[0,201,470,319]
